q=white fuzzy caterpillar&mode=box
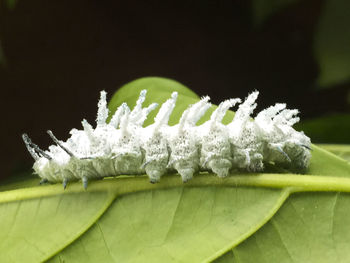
[22,90,311,189]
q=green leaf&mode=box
[1,77,350,262]
[0,173,39,192]
[314,0,350,88]
[5,0,17,10]
[216,192,350,263]
[318,144,350,163]
[0,191,116,262]
[295,114,350,144]
[47,187,289,263]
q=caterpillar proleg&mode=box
[23,89,311,189]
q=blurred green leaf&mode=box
[314,0,350,88]
[5,0,17,10]
[0,173,39,192]
[295,114,350,144]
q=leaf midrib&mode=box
[2,172,350,205]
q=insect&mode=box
[23,89,311,189]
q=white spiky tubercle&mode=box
[23,90,311,189]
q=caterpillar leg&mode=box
[275,145,291,163]
[208,158,232,178]
[148,171,161,184]
[281,141,311,171]
[178,168,195,183]
[82,176,88,190]
[265,143,292,169]
[143,160,168,183]
[39,178,49,185]
[168,143,200,183]
[249,153,264,172]
[145,163,166,184]
[62,178,68,189]
[173,162,196,183]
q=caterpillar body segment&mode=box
[23,89,311,188]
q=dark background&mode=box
[0,0,349,180]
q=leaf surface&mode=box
[318,144,350,162]
[48,187,289,263]
[217,192,350,263]
[0,191,115,262]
